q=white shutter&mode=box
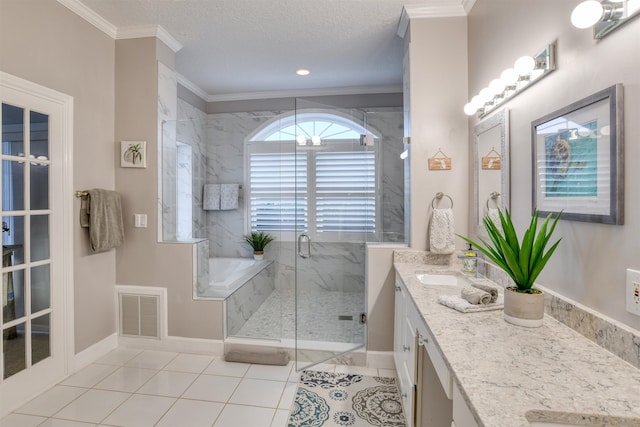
[248,151,307,232]
[315,151,376,233]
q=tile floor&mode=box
[0,347,397,427]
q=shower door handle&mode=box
[298,233,311,259]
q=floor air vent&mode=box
[116,286,166,339]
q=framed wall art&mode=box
[121,140,147,168]
[531,84,623,224]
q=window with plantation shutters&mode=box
[246,114,378,240]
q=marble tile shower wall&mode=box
[159,62,178,240]
[177,99,207,238]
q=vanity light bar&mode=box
[464,42,556,118]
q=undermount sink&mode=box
[416,273,458,286]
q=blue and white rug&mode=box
[288,370,406,427]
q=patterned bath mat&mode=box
[288,370,406,427]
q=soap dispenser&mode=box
[462,243,478,274]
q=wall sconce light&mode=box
[464,42,556,118]
[571,0,640,38]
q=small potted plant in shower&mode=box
[243,231,275,260]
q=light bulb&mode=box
[469,96,480,110]
[571,0,604,29]
[479,88,493,103]
[311,135,321,145]
[464,102,477,116]
[489,78,506,95]
[296,135,307,145]
[514,56,536,75]
[500,68,518,86]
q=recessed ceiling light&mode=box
[295,68,311,76]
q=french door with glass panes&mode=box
[0,72,71,415]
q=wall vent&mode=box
[116,285,167,339]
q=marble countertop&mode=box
[394,262,640,427]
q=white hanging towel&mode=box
[487,208,503,234]
[220,184,239,210]
[429,208,456,254]
[203,184,221,210]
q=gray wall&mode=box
[467,0,640,331]
[0,0,117,353]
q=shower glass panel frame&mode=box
[294,98,373,371]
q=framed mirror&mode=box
[473,109,509,236]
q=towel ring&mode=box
[431,192,453,209]
[486,192,500,210]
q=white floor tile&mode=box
[334,365,379,376]
[155,399,224,427]
[124,350,177,370]
[60,363,119,388]
[301,363,335,373]
[0,413,46,427]
[53,389,130,424]
[245,362,293,381]
[94,366,157,393]
[39,419,97,427]
[278,382,297,410]
[203,358,250,377]
[163,354,214,374]
[213,404,275,427]
[378,368,397,378]
[229,378,285,408]
[287,369,300,383]
[14,385,87,417]
[182,374,241,402]
[137,370,198,397]
[95,348,142,366]
[101,394,175,427]
[271,409,290,427]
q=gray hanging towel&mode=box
[87,189,125,253]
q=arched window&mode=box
[246,112,378,240]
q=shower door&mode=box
[294,98,373,370]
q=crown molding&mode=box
[462,0,477,14]
[206,85,403,103]
[403,1,467,19]
[117,25,183,52]
[176,73,209,101]
[56,0,117,38]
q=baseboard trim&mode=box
[73,333,119,372]
[366,351,395,369]
[118,336,224,356]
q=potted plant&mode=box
[459,209,562,328]
[243,231,275,260]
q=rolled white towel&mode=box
[461,286,492,305]
[471,283,499,303]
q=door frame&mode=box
[0,71,74,416]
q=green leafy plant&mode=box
[243,231,275,252]
[459,209,562,293]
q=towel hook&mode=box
[486,192,500,210]
[432,192,453,209]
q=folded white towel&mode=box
[203,184,221,210]
[429,208,455,254]
[438,294,504,313]
[220,184,239,210]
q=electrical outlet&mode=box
[626,269,640,316]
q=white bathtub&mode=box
[197,257,271,298]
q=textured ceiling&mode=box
[77,0,469,100]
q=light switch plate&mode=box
[134,214,147,228]
[626,269,640,316]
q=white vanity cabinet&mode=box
[394,276,418,426]
[395,274,454,427]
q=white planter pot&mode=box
[503,287,544,328]
[253,252,264,261]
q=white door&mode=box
[0,72,73,415]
